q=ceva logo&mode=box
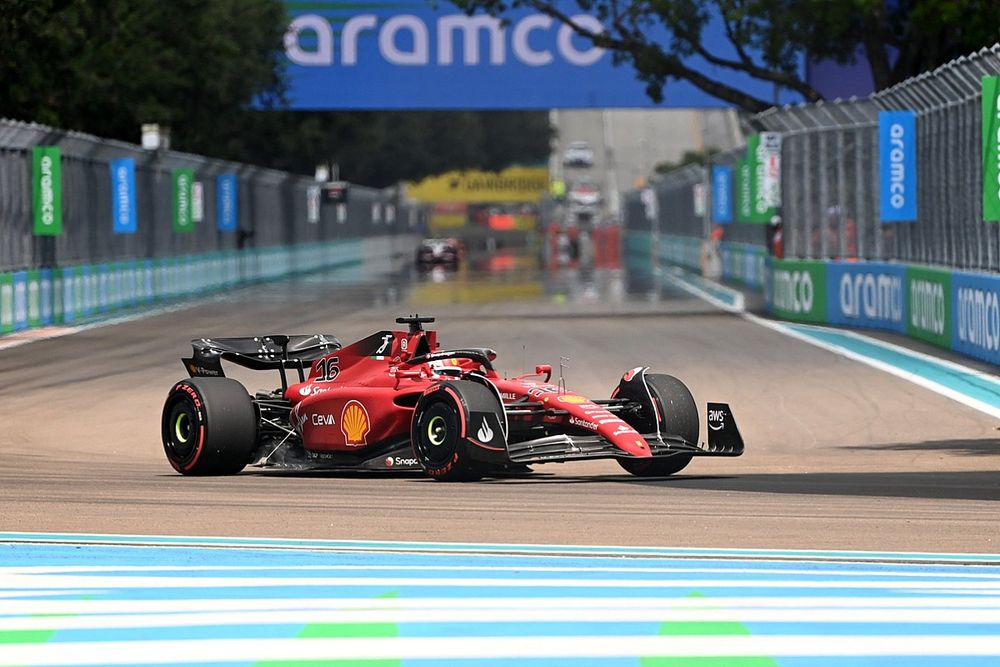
[284,12,606,67]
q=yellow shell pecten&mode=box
[341,400,369,445]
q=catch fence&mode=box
[0,119,424,274]
[625,43,1000,274]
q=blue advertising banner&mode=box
[281,1,804,109]
[711,166,733,224]
[217,174,238,232]
[952,270,1000,365]
[110,158,137,233]
[12,271,27,331]
[827,262,907,334]
[39,268,53,325]
[879,111,917,222]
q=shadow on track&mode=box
[842,438,1000,457]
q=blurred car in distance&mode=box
[567,181,602,212]
[416,237,462,269]
[562,141,594,168]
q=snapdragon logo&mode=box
[957,286,1000,352]
[888,123,907,209]
[39,156,56,226]
[838,272,902,323]
[773,269,813,314]
[910,279,945,335]
[285,12,605,67]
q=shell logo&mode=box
[558,394,588,404]
[341,400,370,446]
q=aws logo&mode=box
[341,400,370,446]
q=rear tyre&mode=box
[412,381,503,482]
[161,378,257,476]
[616,372,698,477]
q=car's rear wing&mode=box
[183,334,341,389]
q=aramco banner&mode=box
[110,158,137,234]
[879,111,917,222]
[32,146,62,236]
[735,158,752,222]
[172,168,194,233]
[280,0,804,109]
[746,132,780,224]
[216,173,239,232]
[983,76,1000,221]
[406,166,548,203]
[711,165,732,224]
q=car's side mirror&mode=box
[535,364,552,382]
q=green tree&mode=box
[0,1,552,186]
[235,111,552,188]
[0,0,286,142]
[451,0,1000,113]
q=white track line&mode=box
[4,608,1000,631]
[3,596,999,616]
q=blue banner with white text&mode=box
[217,174,238,232]
[952,270,1000,365]
[280,0,804,109]
[110,158,137,234]
[879,111,917,222]
[711,166,733,224]
[827,262,907,334]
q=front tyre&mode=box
[616,372,698,477]
[161,378,257,476]
[412,381,505,482]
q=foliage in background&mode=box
[0,0,552,187]
[453,0,1000,113]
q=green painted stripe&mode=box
[0,628,58,644]
[255,592,401,667]
[642,593,778,667]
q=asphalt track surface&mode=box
[1,265,998,554]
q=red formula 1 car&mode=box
[161,316,744,481]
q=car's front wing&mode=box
[505,402,744,466]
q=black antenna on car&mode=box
[396,314,435,334]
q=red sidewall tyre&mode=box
[161,377,257,476]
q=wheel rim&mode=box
[426,415,447,446]
[416,400,459,468]
[165,400,198,462]
[174,412,192,444]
